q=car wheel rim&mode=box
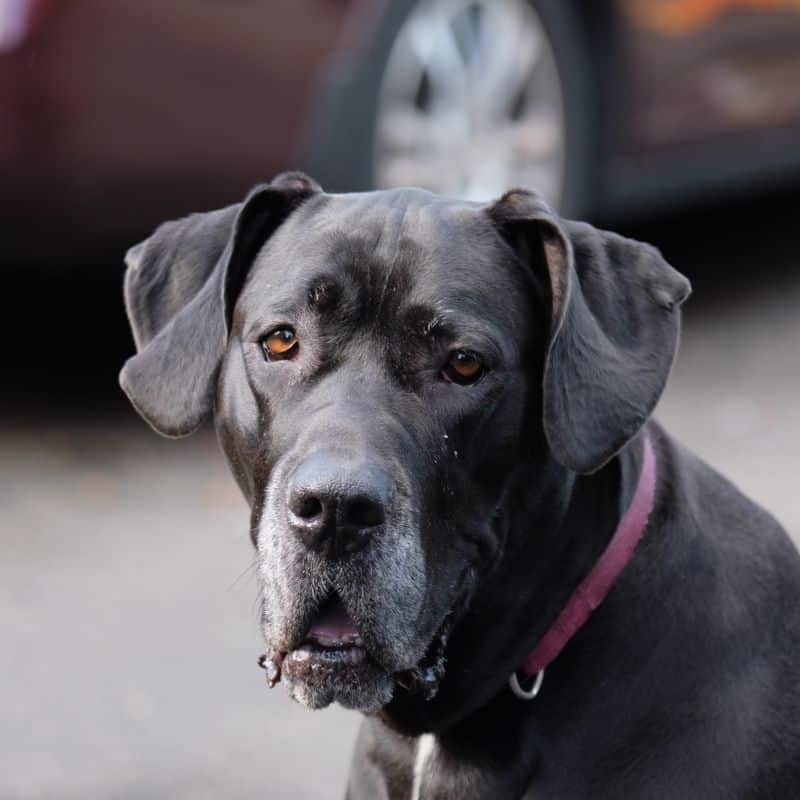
[374,0,565,206]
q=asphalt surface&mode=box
[2,198,799,799]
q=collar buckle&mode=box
[509,668,545,700]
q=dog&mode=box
[120,172,800,798]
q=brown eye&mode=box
[442,350,484,385]
[261,328,298,361]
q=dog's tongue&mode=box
[307,598,361,647]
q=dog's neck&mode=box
[380,431,647,737]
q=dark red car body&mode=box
[0,0,357,261]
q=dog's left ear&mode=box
[120,171,321,437]
[488,189,691,473]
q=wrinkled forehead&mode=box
[239,189,531,334]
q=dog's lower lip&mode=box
[305,630,364,648]
[288,642,367,665]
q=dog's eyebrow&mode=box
[401,305,507,362]
[305,274,341,311]
[424,316,443,336]
[402,304,443,337]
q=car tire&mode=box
[302,0,599,218]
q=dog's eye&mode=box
[261,328,298,361]
[442,350,484,385]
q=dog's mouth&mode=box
[286,594,368,666]
[259,594,373,689]
[259,594,452,702]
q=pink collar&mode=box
[512,434,657,697]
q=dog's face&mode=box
[218,190,541,709]
[120,173,689,714]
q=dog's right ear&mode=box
[119,171,321,437]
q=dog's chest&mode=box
[410,734,436,800]
[411,734,477,800]
[409,734,535,799]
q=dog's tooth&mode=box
[290,645,313,662]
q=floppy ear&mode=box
[119,171,321,437]
[489,189,691,474]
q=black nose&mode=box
[287,453,392,555]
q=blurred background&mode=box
[2,0,799,797]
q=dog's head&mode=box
[120,172,689,713]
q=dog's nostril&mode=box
[286,455,392,554]
[344,497,385,528]
[292,495,324,521]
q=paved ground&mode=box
[2,206,799,799]
[1,423,359,799]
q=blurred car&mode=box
[309,0,800,217]
[3,0,800,266]
[0,0,358,263]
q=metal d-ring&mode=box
[509,668,545,700]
